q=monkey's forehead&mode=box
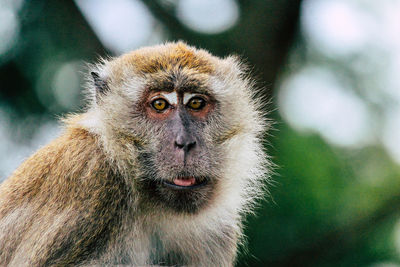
[142,69,210,95]
[113,42,217,75]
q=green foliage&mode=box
[239,122,400,266]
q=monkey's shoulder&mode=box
[1,126,106,199]
[0,125,130,266]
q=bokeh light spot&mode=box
[0,6,19,56]
[176,0,239,34]
[279,67,371,147]
[51,61,81,110]
[75,0,154,54]
[302,0,372,56]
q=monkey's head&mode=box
[82,42,267,214]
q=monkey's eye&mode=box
[187,97,205,110]
[151,98,169,112]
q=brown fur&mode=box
[120,42,215,74]
[0,42,269,266]
[0,123,130,266]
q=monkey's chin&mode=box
[139,176,213,214]
[162,177,208,190]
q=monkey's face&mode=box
[91,43,262,214]
[134,74,224,214]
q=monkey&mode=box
[0,42,270,266]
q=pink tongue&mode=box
[173,177,196,186]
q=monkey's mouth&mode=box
[163,177,207,190]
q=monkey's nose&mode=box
[174,137,196,152]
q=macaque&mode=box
[0,42,270,266]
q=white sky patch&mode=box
[0,4,19,56]
[382,52,400,103]
[301,0,372,56]
[278,66,371,148]
[75,0,154,54]
[377,1,400,50]
[176,0,239,34]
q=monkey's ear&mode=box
[91,71,109,99]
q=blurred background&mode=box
[1,0,400,266]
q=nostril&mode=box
[174,141,185,149]
[187,141,196,151]
[174,140,196,151]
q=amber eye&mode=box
[151,98,169,112]
[187,97,205,110]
